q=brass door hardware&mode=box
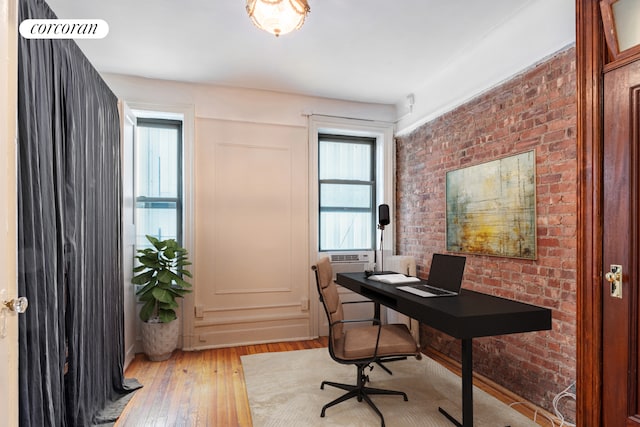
[605,264,623,298]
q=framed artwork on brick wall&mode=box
[446,150,537,259]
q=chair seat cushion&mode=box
[341,323,418,360]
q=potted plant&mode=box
[132,235,192,361]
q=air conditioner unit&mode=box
[326,251,373,276]
[329,252,371,263]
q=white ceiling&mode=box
[45,0,576,130]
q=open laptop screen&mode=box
[427,253,466,293]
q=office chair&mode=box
[312,257,421,427]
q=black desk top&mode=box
[335,272,552,340]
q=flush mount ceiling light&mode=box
[246,0,310,37]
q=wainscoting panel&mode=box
[191,118,309,348]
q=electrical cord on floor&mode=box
[508,381,576,427]
[508,401,556,426]
[552,381,576,427]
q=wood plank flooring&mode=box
[115,338,328,426]
[116,338,555,426]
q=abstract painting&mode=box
[446,150,536,259]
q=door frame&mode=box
[576,0,640,424]
[577,1,605,425]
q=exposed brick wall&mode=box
[395,45,576,417]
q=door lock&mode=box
[605,264,622,298]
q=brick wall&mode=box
[395,45,576,417]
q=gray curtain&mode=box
[17,0,134,425]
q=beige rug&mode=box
[241,348,539,427]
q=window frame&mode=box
[308,115,395,260]
[135,117,184,245]
[600,0,640,62]
[318,133,377,251]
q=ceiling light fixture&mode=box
[246,0,310,37]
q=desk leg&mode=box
[438,338,473,427]
[461,338,473,426]
[373,302,381,324]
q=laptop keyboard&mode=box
[397,286,436,297]
[397,284,455,297]
[417,285,451,295]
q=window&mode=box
[135,118,183,246]
[318,134,376,251]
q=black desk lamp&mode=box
[377,204,390,272]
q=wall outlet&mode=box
[195,305,204,318]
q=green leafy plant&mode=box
[132,235,193,323]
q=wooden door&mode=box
[0,0,19,424]
[602,58,640,426]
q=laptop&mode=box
[397,253,466,297]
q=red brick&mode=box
[396,46,576,416]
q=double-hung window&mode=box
[318,134,376,251]
[135,118,183,246]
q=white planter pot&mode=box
[140,318,180,361]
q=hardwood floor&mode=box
[116,338,555,426]
[115,338,328,426]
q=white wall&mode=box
[104,74,395,129]
[104,74,396,349]
[395,0,576,136]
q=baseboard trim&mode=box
[422,348,560,427]
[124,344,136,371]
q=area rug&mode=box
[241,348,539,427]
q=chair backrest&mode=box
[313,257,344,341]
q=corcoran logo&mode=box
[19,19,109,39]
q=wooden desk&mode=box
[335,272,552,427]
